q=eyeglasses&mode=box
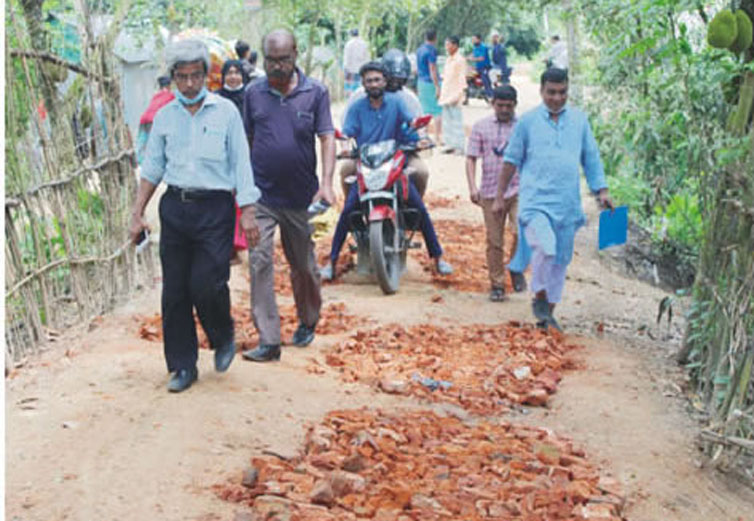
[264,55,295,66]
[174,71,205,83]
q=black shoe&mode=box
[167,367,198,393]
[292,323,316,347]
[510,270,527,293]
[242,344,281,362]
[214,340,236,373]
[532,298,550,321]
[489,286,507,302]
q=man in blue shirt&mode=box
[491,33,510,84]
[415,29,442,144]
[469,34,493,98]
[320,61,452,281]
[130,39,261,392]
[241,29,337,363]
[493,68,614,331]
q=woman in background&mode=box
[215,60,250,265]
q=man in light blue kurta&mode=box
[493,68,613,330]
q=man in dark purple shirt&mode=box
[241,29,336,362]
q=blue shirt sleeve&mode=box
[228,108,261,207]
[343,102,359,138]
[397,97,419,143]
[503,119,526,168]
[429,46,437,64]
[580,118,607,192]
[140,110,167,185]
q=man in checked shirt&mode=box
[465,85,527,302]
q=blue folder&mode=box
[598,206,628,250]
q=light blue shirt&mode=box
[141,93,261,207]
[504,103,607,265]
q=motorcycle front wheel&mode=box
[369,220,401,295]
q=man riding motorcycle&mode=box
[340,49,430,198]
[321,61,453,281]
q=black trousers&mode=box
[159,188,235,372]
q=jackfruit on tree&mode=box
[707,9,738,49]
[729,10,753,54]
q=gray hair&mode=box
[166,39,210,75]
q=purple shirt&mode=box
[243,69,334,209]
[467,114,519,199]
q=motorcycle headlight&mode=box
[363,165,390,191]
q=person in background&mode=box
[466,85,526,302]
[216,59,252,265]
[129,39,260,392]
[468,33,493,97]
[493,68,613,330]
[320,61,452,281]
[241,29,336,363]
[247,50,265,82]
[491,32,511,84]
[343,28,370,95]
[235,39,256,80]
[216,59,249,113]
[136,75,174,164]
[416,29,443,144]
[546,35,568,71]
[437,35,467,155]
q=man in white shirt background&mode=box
[343,29,370,94]
[546,35,569,71]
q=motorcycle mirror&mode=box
[411,115,432,130]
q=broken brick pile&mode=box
[137,302,368,350]
[412,219,516,294]
[216,408,625,520]
[322,323,580,415]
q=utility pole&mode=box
[564,3,582,105]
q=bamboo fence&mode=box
[5,4,155,365]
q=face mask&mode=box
[223,83,244,92]
[174,86,208,105]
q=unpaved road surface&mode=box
[6,65,754,521]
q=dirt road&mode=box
[6,67,754,521]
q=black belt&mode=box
[167,185,232,202]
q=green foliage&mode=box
[582,0,749,267]
[506,24,541,59]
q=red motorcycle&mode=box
[464,70,489,105]
[336,115,432,294]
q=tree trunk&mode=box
[19,0,59,125]
[334,10,343,100]
[304,10,322,75]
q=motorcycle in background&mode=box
[464,70,489,105]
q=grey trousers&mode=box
[249,203,322,346]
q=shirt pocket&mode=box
[199,126,227,162]
[293,110,315,137]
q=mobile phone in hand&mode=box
[135,230,149,253]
